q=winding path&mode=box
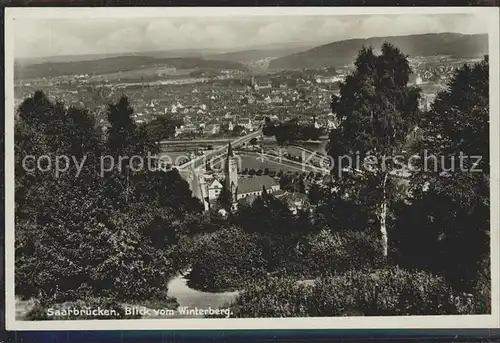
[166,270,240,318]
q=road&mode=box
[177,130,261,171]
[160,138,244,145]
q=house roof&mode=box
[273,189,286,197]
[209,179,223,189]
[279,192,310,207]
[237,175,279,195]
[204,123,219,130]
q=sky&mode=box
[13,13,488,59]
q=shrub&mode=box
[228,277,313,318]
[467,255,491,314]
[187,227,267,291]
[15,215,175,304]
[304,229,383,277]
[258,234,308,278]
[310,268,473,316]
[224,268,477,318]
[169,234,203,273]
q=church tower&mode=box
[224,142,238,209]
[251,75,258,91]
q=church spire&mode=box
[224,142,234,178]
[223,141,238,210]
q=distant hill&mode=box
[203,47,311,63]
[15,48,226,66]
[268,33,488,70]
[15,56,248,79]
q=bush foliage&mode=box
[227,268,480,318]
[187,227,267,291]
[304,229,384,277]
[229,277,313,318]
[310,268,475,316]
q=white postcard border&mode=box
[4,6,500,331]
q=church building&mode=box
[251,75,272,91]
[186,142,282,212]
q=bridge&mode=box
[278,145,332,167]
[159,137,245,150]
[176,130,262,172]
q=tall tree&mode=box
[237,191,296,236]
[396,57,490,293]
[14,92,200,308]
[107,96,157,155]
[236,191,302,272]
[307,183,324,206]
[217,182,234,213]
[145,116,181,143]
[104,96,158,206]
[328,43,421,257]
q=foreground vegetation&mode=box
[15,43,490,319]
[223,267,481,318]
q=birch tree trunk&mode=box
[379,172,389,257]
[124,163,129,205]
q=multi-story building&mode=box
[203,123,221,136]
[237,117,253,131]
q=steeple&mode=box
[224,143,232,175]
[224,142,238,210]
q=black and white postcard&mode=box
[4,7,500,330]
